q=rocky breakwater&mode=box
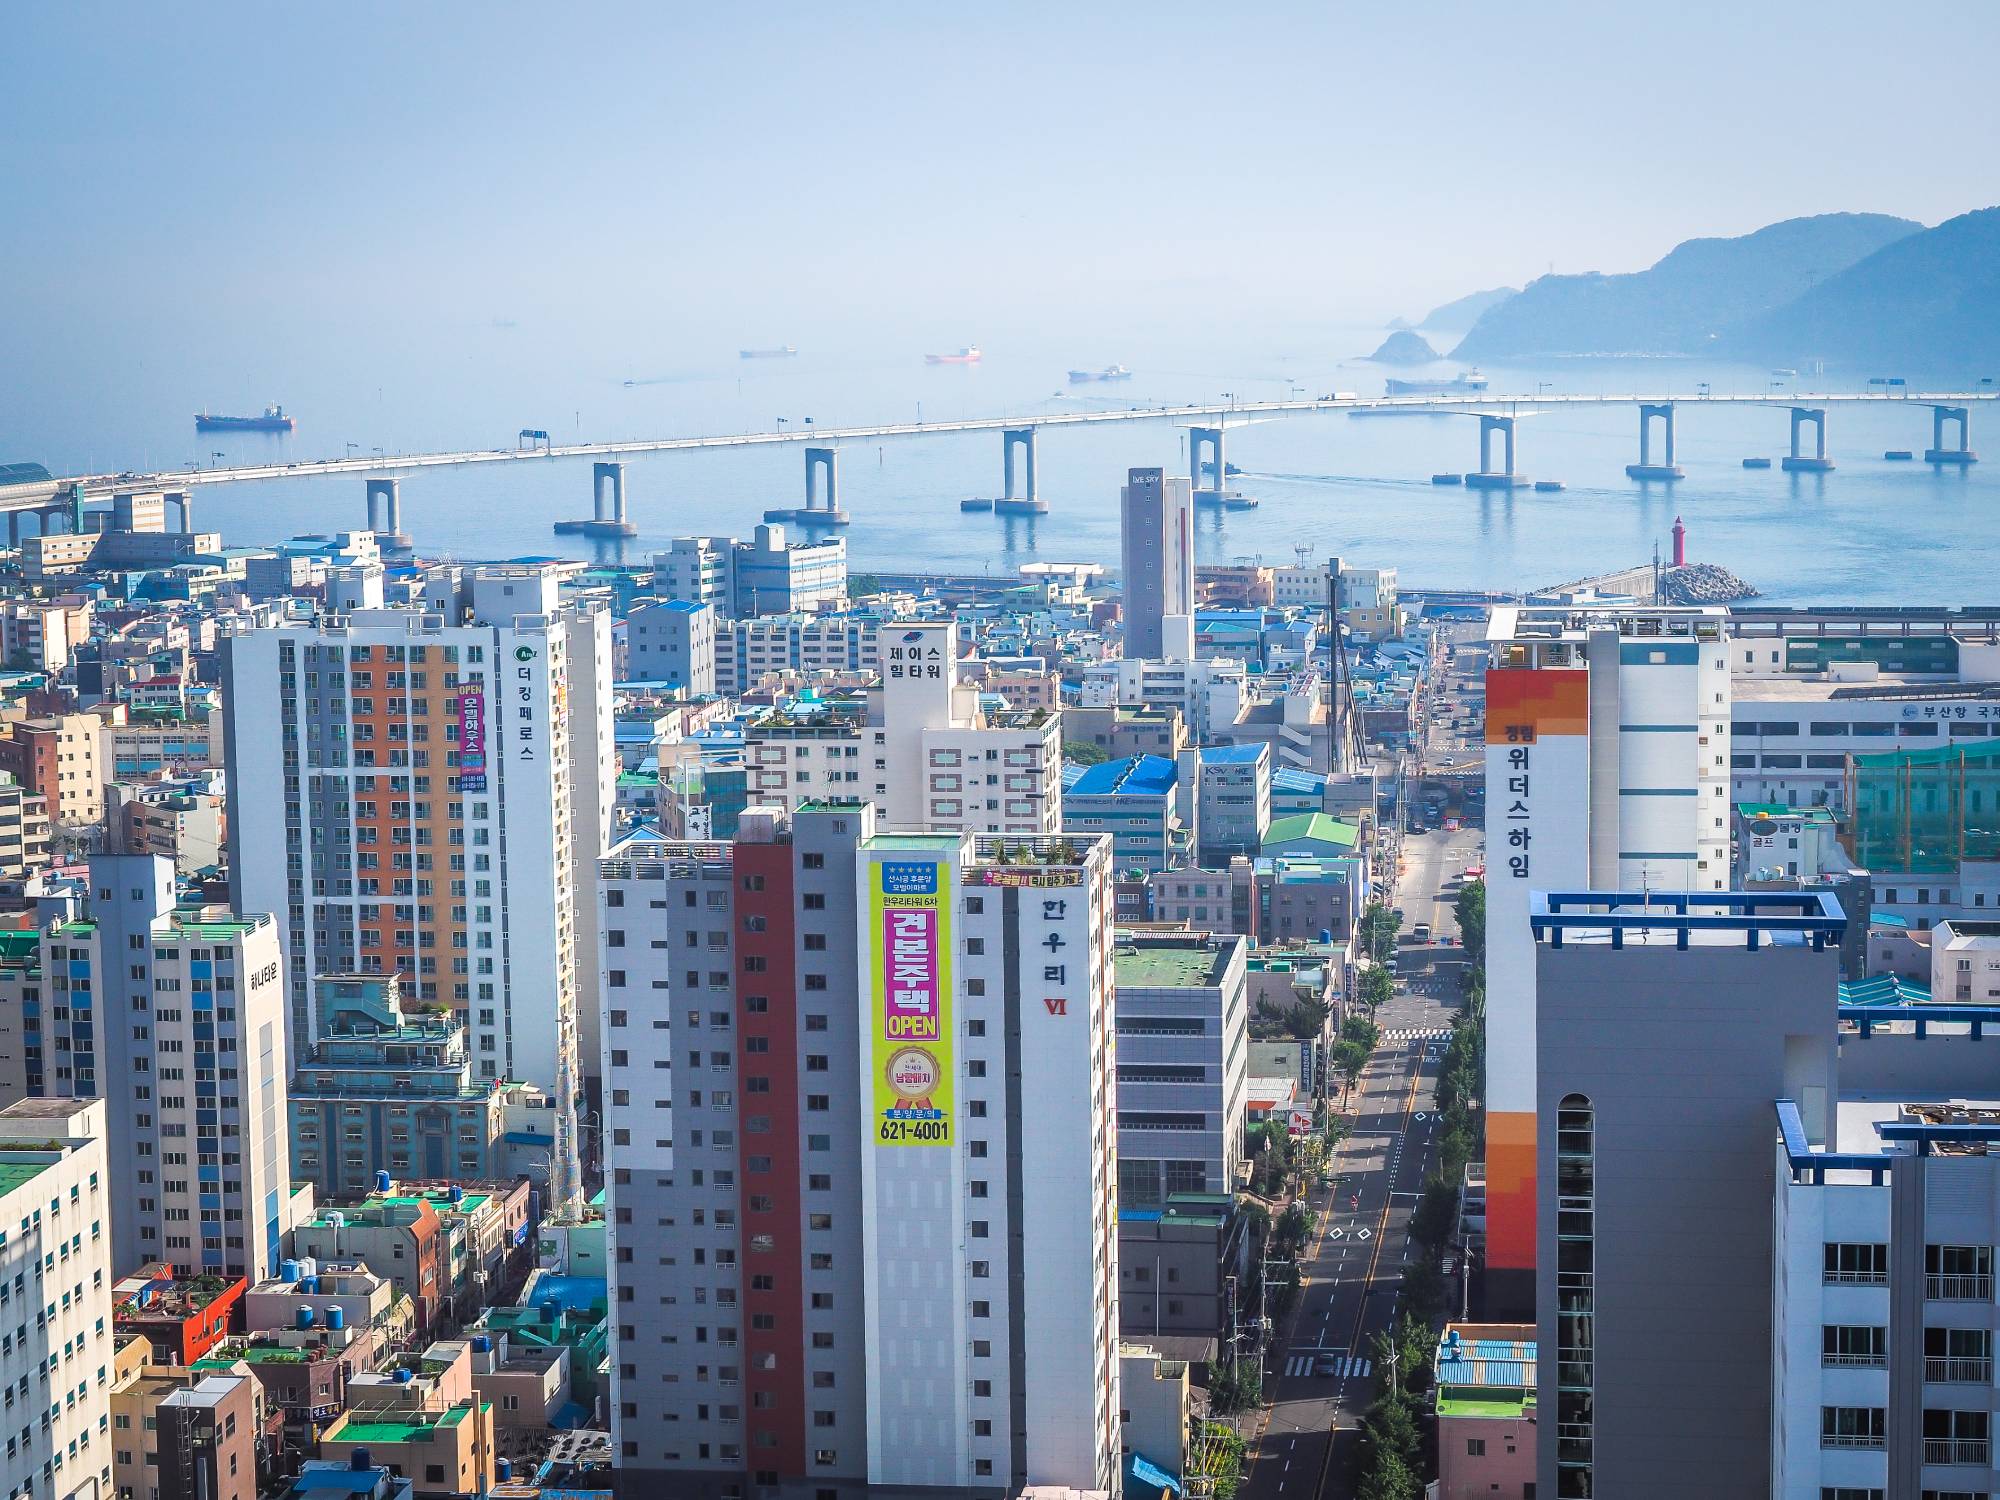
[1657,562,1759,604]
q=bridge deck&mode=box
[6,389,1995,509]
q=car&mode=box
[1392,907,1405,919]
[1314,1353,1341,1377]
[1413,923,1431,943]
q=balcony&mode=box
[1924,1356,1993,1384]
[1824,1269,1890,1287]
[1922,1438,1990,1467]
[1822,1352,1888,1369]
[1925,1273,1993,1302]
[1821,1433,1886,1451]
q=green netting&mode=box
[1849,737,2000,873]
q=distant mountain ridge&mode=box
[1420,285,1515,333]
[1450,212,1923,360]
[1722,207,2000,372]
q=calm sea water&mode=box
[13,329,2000,604]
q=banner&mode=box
[458,690,488,792]
[870,859,953,1147]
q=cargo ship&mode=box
[739,346,797,359]
[1067,364,1131,383]
[926,346,981,364]
[1382,371,1487,396]
[195,405,294,433]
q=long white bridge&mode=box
[4,387,1993,540]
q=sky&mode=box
[5,1,1998,382]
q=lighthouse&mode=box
[1671,515,1687,568]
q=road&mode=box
[1239,823,1481,1500]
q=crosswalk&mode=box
[1382,1027,1450,1043]
[1281,1353,1374,1379]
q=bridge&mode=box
[4,388,1993,544]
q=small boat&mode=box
[1533,480,1566,493]
[740,347,798,359]
[959,497,995,512]
[1067,364,1131,383]
[1884,450,1915,461]
[927,346,982,365]
[1742,457,1773,469]
[1431,473,1465,486]
[1770,368,1797,377]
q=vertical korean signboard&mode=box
[457,691,487,793]
[1482,667,1589,1301]
[870,859,953,1146]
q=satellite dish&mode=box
[1750,818,1779,836]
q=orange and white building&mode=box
[1482,604,1731,1312]
[222,564,614,1206]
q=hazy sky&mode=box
[6,1,1998,364]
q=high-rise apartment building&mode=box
[599,807,1120,1498]
[1529,891,1841,1500]
[743,620,1061,837]
[1483,604,1731,1311]
[17,854,293,1282]
[0,1097,116,1500]
[1119,468,1193,661]
[223,565,615,1205]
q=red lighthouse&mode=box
[1671,515,1687,568]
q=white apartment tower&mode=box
[22,855,293,1283]
[1481,603,1732,1313]
[223,564,615,1206]
[0,1098,115,1500]
[600,808,1119,1499]
[743,620,1061,837]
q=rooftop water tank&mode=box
[279,1259,300,1284]
[496,1458,513,1482]
[374,1169,392,1194]
[326,1306,346,1331]
[448,1184,464,1204]
[394,1367,414,1384]
[350,1448,372,1471]
[295,1306,315,1330]
[540,1297,561,1325]
[471,1334,493,1354]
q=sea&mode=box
[14,329,2000,605]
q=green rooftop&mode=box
[0,1159,53,1198]
[333,1405,479,1445]
[1437,1392,1535,1419]
[1262,812,1359,853]
[0,931,39,965]
[1114,937,1236,990]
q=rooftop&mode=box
[1529,889,1846,951]
[1262,812,1359,851]
[1113,935,1239,991]
[1068,754,1177,798]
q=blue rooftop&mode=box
[524,1274,608,1315]
[1068,754,1177,798]
[1202,743,1268,765]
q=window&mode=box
[1555,1094,1594,1498]
[1467,1438,1486,1456]
[1821,1325,1886,1368]
[1823,1243,1889,1286]
[1820,1406,1886,1450]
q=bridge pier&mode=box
[996,427,1046,515]
[1191,426,1224,500]
[1626,402,1683,480]
[365,478,412,548]
[1927,405,1977,465]
[762,446,850,527]
[1782,408,1833,472]
[163,491,194,534]
[554,462,639,538]
[1466,414,1531,489]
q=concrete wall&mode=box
[1534,936,1838,1500]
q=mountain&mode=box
[1421,285,1515,333]
[1451,212,1923,360]
[1722,207,2000,373]
[1366,331,1439,365]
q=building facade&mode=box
[601,811,1120,1498]
[223,565,615,1204]
[1119,468,1193,661]
[1483,604,1732,1312]
[24,855,291,1283]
